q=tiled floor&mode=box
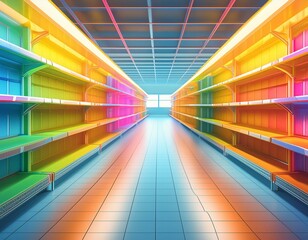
[1,116,307,240]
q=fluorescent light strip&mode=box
[166,0,194,84]
[147,0,157,83]
[27,0,147,95]
[174,0,291,94]
[176,0,236,84]
[102,0,145,83]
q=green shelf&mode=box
[0,135,51,160]
[0,173,49,205]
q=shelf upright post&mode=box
[22,13,32,172]
[198,80,203,132]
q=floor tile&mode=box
[126,221,155,233]
[208,211,242,221]
[156,221,183,232]
[238,211,278,221]
[246,221,291,233]
[184,232,218,240]
[156,211,181,221]
[87,221,127,233]
[49,221,91,233]
[16,221,56,233]
[83,232,124,240]
[182,221,215,233]
[5,233,44,240]
[62,211,97,221]
[95,211,130,221]
[256,232,300,240]
[41,233,84,240]
[0,221,26,233]
[30,211,66,222]
[156,232,186,240]
[213,221,252,233]
[217,232,259,240]
[284,221,308,233]
[123,232,155,240]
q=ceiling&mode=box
[52,0,268,94]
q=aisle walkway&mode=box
[0,116,307,240]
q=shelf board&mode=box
[272,136,308,156]
[175,95,308,108]
[58,123,97,136]
[173,112,286,142]
[33,123,97,139]
[88,118,118,127]
[276,172,308,193]
[275,172,308,204]
[174,47,308,100]
[0,94,144,108]
[0,123,100,159]
[0,173,49,205]
[197,130,231,151]
[170,115,230,151]
[0,173,51,219]
[92,114,148,148]
[224,123,285,142]
[171,111,197,120]
[0,135,51,160]
[39,66,145,102]
[197,117,228,127]
[91,132,122,148]
[0,38,44,66]
[226,145,288,180]
[0,40,145,102]
[32,144,99,177]
[170,115,195,129]
[34,131,67,141]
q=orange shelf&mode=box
[225,145,288,180]
[275,172,308,204]
[272,136,308,156]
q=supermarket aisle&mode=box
[0,116,308,240]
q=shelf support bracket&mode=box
[223,60,236,77]
[271,31,288,46]
[31,30,49,46]
[23,64,48,78]
[225,106,236,114]
[23,103,40,115]
[273,65,294,79]
[222,84,235,93]
[86,64,100,78]
[222,83,236,102]
[83,106,92,122]
[277,103,294,115]
[84,83,97,101]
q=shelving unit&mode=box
[0,1,147,219]
[171,1,308,205]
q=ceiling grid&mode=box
[52,0,268,94]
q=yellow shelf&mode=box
[170,115,230,151]
[174,46,308,100]
[32,144,99,179]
